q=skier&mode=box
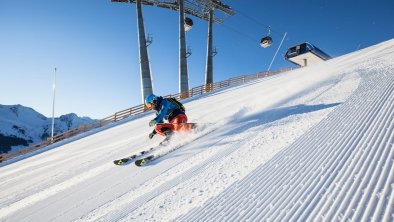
[145,94,194,139]
[113,95,201,166]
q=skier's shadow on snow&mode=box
[219,103,341,138]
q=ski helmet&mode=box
[145,94,157,106]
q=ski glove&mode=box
[149,119,157,127]
[149,131,156,139]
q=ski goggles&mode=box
[146,101,157,109]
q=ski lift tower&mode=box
[111,0,234,99]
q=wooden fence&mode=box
[0,68,294,162]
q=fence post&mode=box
[208,83,213,92]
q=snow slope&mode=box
[0,39,393,222]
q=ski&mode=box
[113,149,153,165]
[135,124,218,167]
[133,138,196,166]
[113,137,171,166]
[135,155,155,166]
[134,136,191,166]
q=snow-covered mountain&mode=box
[0,39,393,222]
[0,104,94,153]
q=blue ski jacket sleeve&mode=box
[154,99,177,123]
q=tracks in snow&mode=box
[178,62,394,221]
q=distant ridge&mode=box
[0,104,94,154]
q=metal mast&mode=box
[51,68,57,143]
[179,0,189,94]
[205,8,214,87]
[136,0,153,102]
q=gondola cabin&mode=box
[184,17,193,32]
[285,42,331,67]
[260,36,273,48]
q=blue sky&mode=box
[0,0,393,119]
